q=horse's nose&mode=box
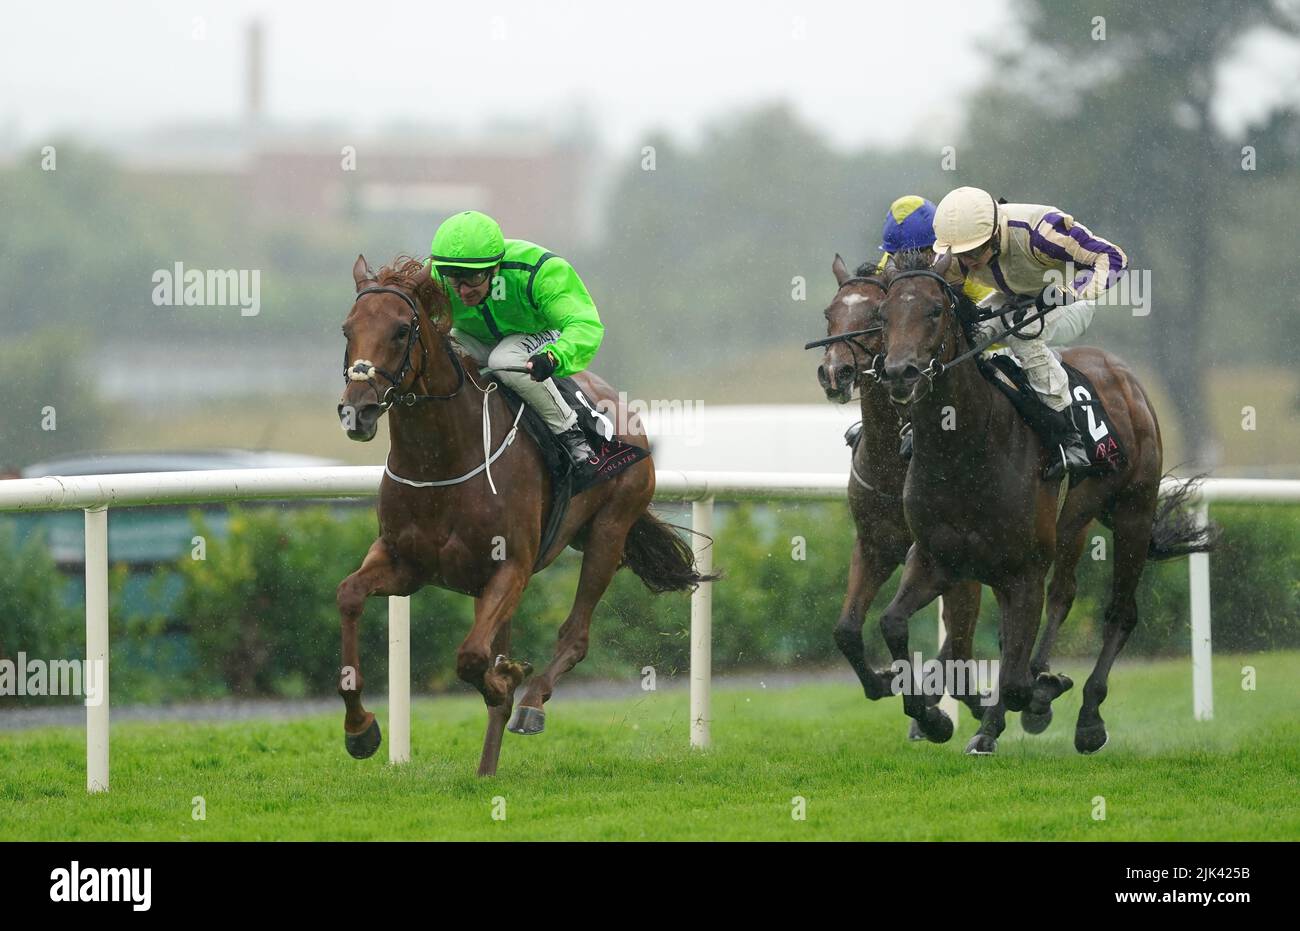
[338,401,381,438]
[884,359,921,384]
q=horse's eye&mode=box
[929,305,943,319]
[395,325,411,340]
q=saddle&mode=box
[494,375,650,567]
[977,354,1126,486]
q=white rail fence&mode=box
[2,468,1297,793]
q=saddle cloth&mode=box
[979,353,1126,484]
[494,375,650,569]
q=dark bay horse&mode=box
[337,255,713,776]
[873,250,1213,754]
[814,255,985,741]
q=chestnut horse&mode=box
[873,250,1214,754]
[813,255,986,741]
[336,255,714,776]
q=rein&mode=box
[864,269,1056,398]
[343,284,519,494]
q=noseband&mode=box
[343,286,466,410]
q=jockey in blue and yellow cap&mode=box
[851,196,999,461]
[880,195,939,255]
[866,195,998,306]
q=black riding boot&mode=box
[1042,406,1092,482]
[558,427,598,477]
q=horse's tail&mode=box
[1148,473,1220,561]
[622,508,722,593]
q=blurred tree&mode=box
[581,104,951,393]
[961,0,1300,465]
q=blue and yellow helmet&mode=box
[879,195,937,253]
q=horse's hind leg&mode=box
[1075,498,1154,754]
[1022,505,1092,733]
[336,538,412,760]
[833,539,900,701]
[510,512,630,736]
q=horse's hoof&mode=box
[1075,721,1109,755]
[344,718,382,759]
[907,719,926,742]
[965,733,998,755]
[863,669,894,701]
[1002,683,1033,713]
[920,708,954,744]
[507,705,545,736]
[1021,707,1053,734]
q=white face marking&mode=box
[840,293,868,306]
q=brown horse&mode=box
[873,250,1213,754]
[336,254,713,776]
[814,255,986,741]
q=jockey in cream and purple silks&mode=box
[931,187,1129,480]
[428,210,604,476]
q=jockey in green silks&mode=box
[428,210,603,476]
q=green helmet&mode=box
[430,210,506,269]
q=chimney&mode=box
[246,20,264,126]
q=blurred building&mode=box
[81,20,599,248]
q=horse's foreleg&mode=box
[833,538,899,701]
[940,581,985,720]
[963,577,1042,755]
[477,619,514,777]
[878,547,953,743]
[336,538,409,760]
[459,563,532,709]
[511,514,629,735]
[995,574,1046,715]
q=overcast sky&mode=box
[2,0,1297,153]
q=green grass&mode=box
[2,651,1297,841]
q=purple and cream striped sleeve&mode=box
[1031,211,1128,302]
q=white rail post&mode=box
[388,595,411,763]
[1189,499,1214,721]
[690,497,714,749]
[936,596,959,724]
[84,507,110,793]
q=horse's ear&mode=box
[932,247,953,279]
[832,253,850,286]
[353,254,376,289]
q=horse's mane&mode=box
[884,249,983,347]
[376,255,450,322]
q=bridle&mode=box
[803,275,889,379]
[343,285,466,411]
[864,268,964,399]
[864,267,1051,406]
